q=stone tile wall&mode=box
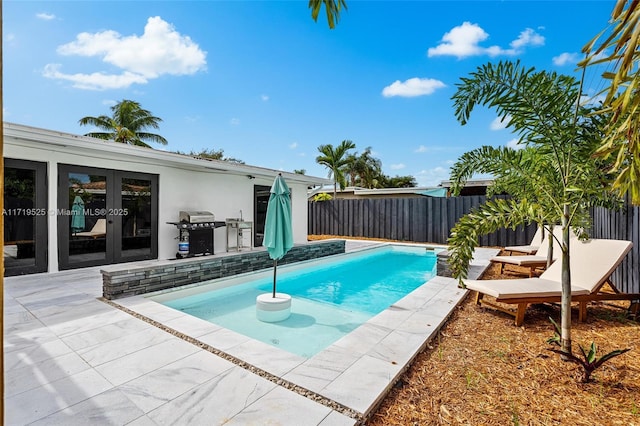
[436,250,452,278]
[102,240,346,299]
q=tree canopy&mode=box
[448,60,619,353]
[581,0,640,204]
[316,140,356,198]
[316,141,418,194]
[79,100,168,148]
[178,148,245,164]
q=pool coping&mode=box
[108,241,499,422]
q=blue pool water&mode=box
[153,245,438,357]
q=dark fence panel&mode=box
[308,196,640,294]
[591,198,640,294]
[308,196,536,247]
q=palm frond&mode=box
[448,198,538,282]
[308,0,347,29]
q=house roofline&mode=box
[3,122,331,186]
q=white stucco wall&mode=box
[4,123,327,272]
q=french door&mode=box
[57,165,158,270]
[253,185,270,247]
[3,159,48,276]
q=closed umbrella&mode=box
[262,173,294,297]
[70,195,85,235]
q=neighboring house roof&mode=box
[439,178,494,196]
[308,185,447,199]
[3,122,332,186]
[439,178,494,188]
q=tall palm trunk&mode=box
[560,203,572,355]
[546,225,554,268]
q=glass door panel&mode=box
[4,159,48,275]
[120,177,152,257]
[253,185,270,247]
[67,172,108,264]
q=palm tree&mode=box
[316,140,356,198]
[355,147,383,188]
[344,147,382,188]
[79,100,168,148]
[581,0,640,205]
[344,152,359,186]
[382,175,417,188]
[447,61,618,354]
[450,145,568,267]
[308,0,348,29]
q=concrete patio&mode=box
[4,240,497,425]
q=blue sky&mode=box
[4,1,615,186]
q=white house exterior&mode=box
[3,122,330,275]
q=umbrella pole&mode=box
[273,259,277,298]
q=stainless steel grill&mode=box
[179,210,216,223]
[167,211,226,258]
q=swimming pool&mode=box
[151,244,438,357]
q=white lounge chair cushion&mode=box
[490,255,552,266]
[464,278,591,299]
[503,244,539,254]
[541,239,632,293]
[464,238,633,300]
[503,227,544,254]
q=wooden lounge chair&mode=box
[503,226,544,255]
[491,227,576,277]
[463,238,640,326]
[74,218,107,239]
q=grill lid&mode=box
[179,210,215,223]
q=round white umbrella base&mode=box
[256,293,292,322]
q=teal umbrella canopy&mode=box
[262,174,294,296]
[71,195,85,234]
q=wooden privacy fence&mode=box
[308,196,640,294]
[308,196,537,247]
[591,199,640,295]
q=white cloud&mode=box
[490,115,511,130]
[44,16,206,90]
[382,77,446,98]
[415,145,428,153]
[428,22,490,58]
[427,22,544,59]
[510,28,545,50]
[415,166,451,187]
[43,64,148,90]
[390,163,405,170]
[506,138,524,150]
[36,12,56,21]
[553,52,580,66]
[261,94,269,101]
[230,118,240,125]
[289,142,298,149]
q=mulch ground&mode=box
[309,235,640,425]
